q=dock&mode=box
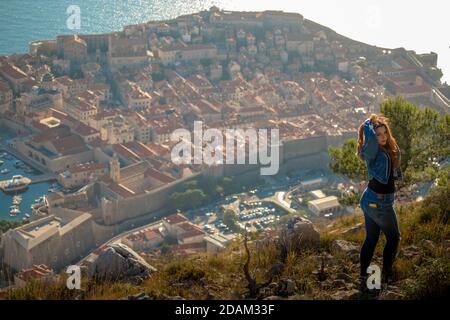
[28,173,57,184]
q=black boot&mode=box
[359,275,381,299]
[358,276,369,299]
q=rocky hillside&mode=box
[2,183,448,300]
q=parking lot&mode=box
[201,200,286,235]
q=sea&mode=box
[0,128,53,221]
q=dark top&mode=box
[368,151,395,194]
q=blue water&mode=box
[0,0,228,54]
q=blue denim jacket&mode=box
[359,118,403,185]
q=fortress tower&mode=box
[109,153,120,182]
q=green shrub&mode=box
[404,257,450,299]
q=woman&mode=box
[357,114,403,295]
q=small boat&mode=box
[12,195,23,205]
[0,152,6,158]
[34,196,44,203]
[1,169,9,174]
[13,160,22,168]
[0,160,4,165]
[25,213,31,218]
[10,207,20,216]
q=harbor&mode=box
[0,149,56,222]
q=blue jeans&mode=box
[359,187,401,277]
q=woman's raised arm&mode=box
[359,118,379,162]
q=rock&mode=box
[335,273,353,282]
[378,290,404,300]
[268,282,279,291]
[88,243,157,281]
[331,240,359,255]
[124,292,152,300]
[331,279,346,289]
[276,279,296,297]
[160,294,185,300]
[341,223,364,237]
[278,217,320,257]
[259,286,275,299]
[331,239,360,263]
[320,279,332,290]
[399,245,421,258]
[332,289,359,300]
[263,295,284,300]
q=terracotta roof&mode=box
[108,182,136,198]
[51,134,88,155]
[163,213,188,225]
[30,126,71,143]
[145,167,175,183]
[122,141,157,158]
[17,264,53,281]
[68,162,106,174]
[178,227,205,239]
[0,64,28,80]
[74,123,99,136]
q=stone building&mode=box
[1,209,95,271]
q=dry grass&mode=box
[4,185,449,300]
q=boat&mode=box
[10,207,20,216]
[13,160,22,168]
[1,176,29,193]
[24,213,31,218]
[0,160,4,166]
[1,169,9,174]
[13,195,23,204]
[0,152,6,158]
[34,196,45,203]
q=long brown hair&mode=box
[357,114,400,169]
